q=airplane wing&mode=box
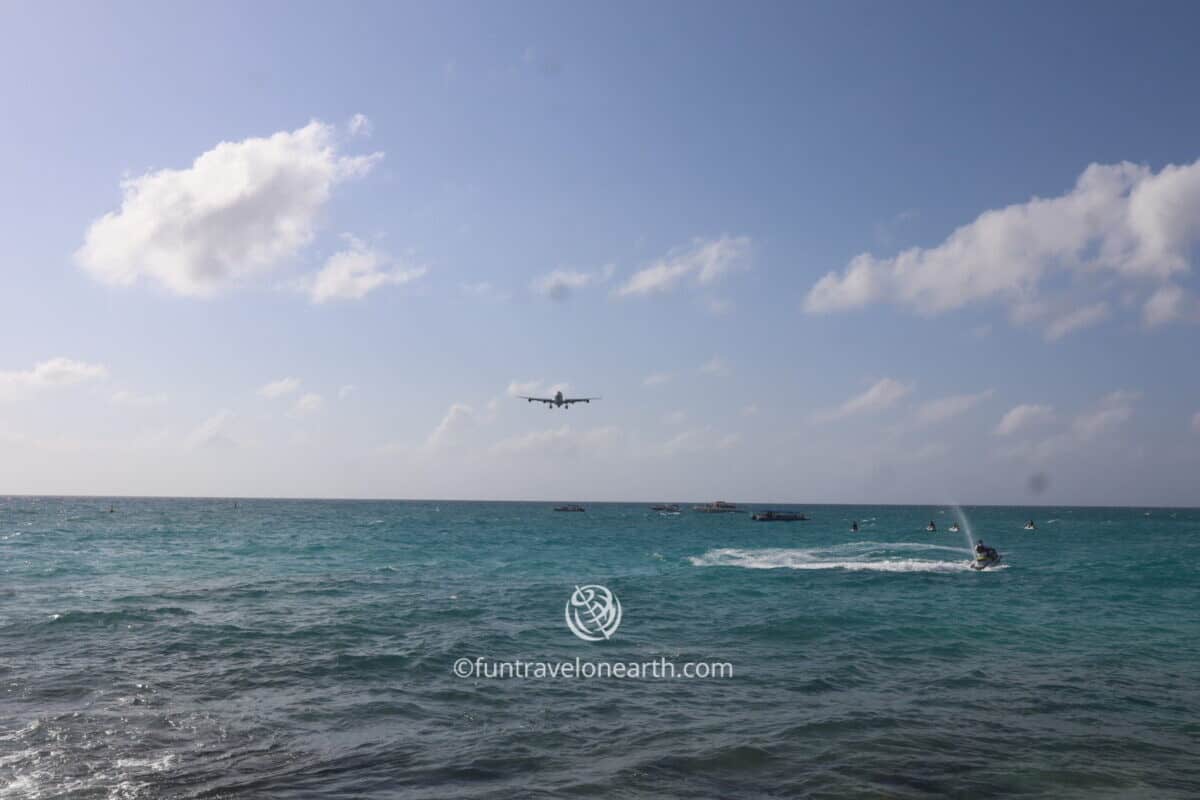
[561,397,600,405]
[518,396,555,405]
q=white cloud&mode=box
[616,235,750,297]
[914,389,993,426]
[291,393,324,417]
[531,264,614,301]
[426,403,476,449]
[1072,390,1137,441]
[653,427,741,457]
[643,372,673,386]
[994,404,1055,436]
[0,358,108,398]
[803,157,1200,335]
[998,391,1139,463]
[1142,284,1189,326]
[185,410,235,450]
[77,120,381,296]
[111,390,167,408]
[699,356,730,377]
[506,379,567,399]
[491,425,619,457]
[308,236,426,303]
[814,378,912,422]
[337,384,356,400]
[258,377,300,399]
[347,113,373,137]
[1044,302,1110,341]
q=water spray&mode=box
[950,504,975,553]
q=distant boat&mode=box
[553,504,585,512]
[693,501,739,513]
[651,504,681,512]
[1024,521,1036,530]
[949,523,961,533]
[751,510,807,522]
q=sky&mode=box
[1,1,1199,505]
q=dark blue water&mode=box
[1,498,1198,798]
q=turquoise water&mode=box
[1,498,1198,798]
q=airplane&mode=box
[518,390,600,409]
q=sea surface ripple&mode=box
[1,498,1198,798]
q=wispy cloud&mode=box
[1045,303,1110,341]
[998,391,1139,463]
[506,379,568,399]
[653,427,741,457]
[813,378,912,422]
[914,389,993,426]
[531,264,614,301]
[185,410,236,451]
[804,157,1200,338]
[1072,390,1138,441]
[616,235,750,297]
[699,356,730,377]
[290,392,324,417]
[994,404,1055,436]
[1142,284,1191,326]
[258,377,301,399]
[307,235,426,303]
[491,425,619,457]
[426,403,476,450]
[0,357,108,398]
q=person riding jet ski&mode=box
[971,540,1001,569]
[926,520,937,532]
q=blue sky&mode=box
[2,1,1198,504]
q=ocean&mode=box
[1,498,1197,798]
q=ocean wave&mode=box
[46,607,195,626]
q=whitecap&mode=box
[689,542,983,573]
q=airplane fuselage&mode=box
[520,390,597,408]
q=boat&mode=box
[751,510,807,522]
[553,504,585,512]
[693,501,739,513]
[1023,521,1036,530]
[949,524,960,533]
[650,504,680,512]
[970,547,1002,570]
[925,522,937,532]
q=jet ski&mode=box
[925,522,937,532]
[970,546,1001,570]
[1023,521,1036,530]
[949,524,960,533]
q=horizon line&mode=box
[1,493,1195,511]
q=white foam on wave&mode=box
[115,753,176,772]
[689,541,979,573]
